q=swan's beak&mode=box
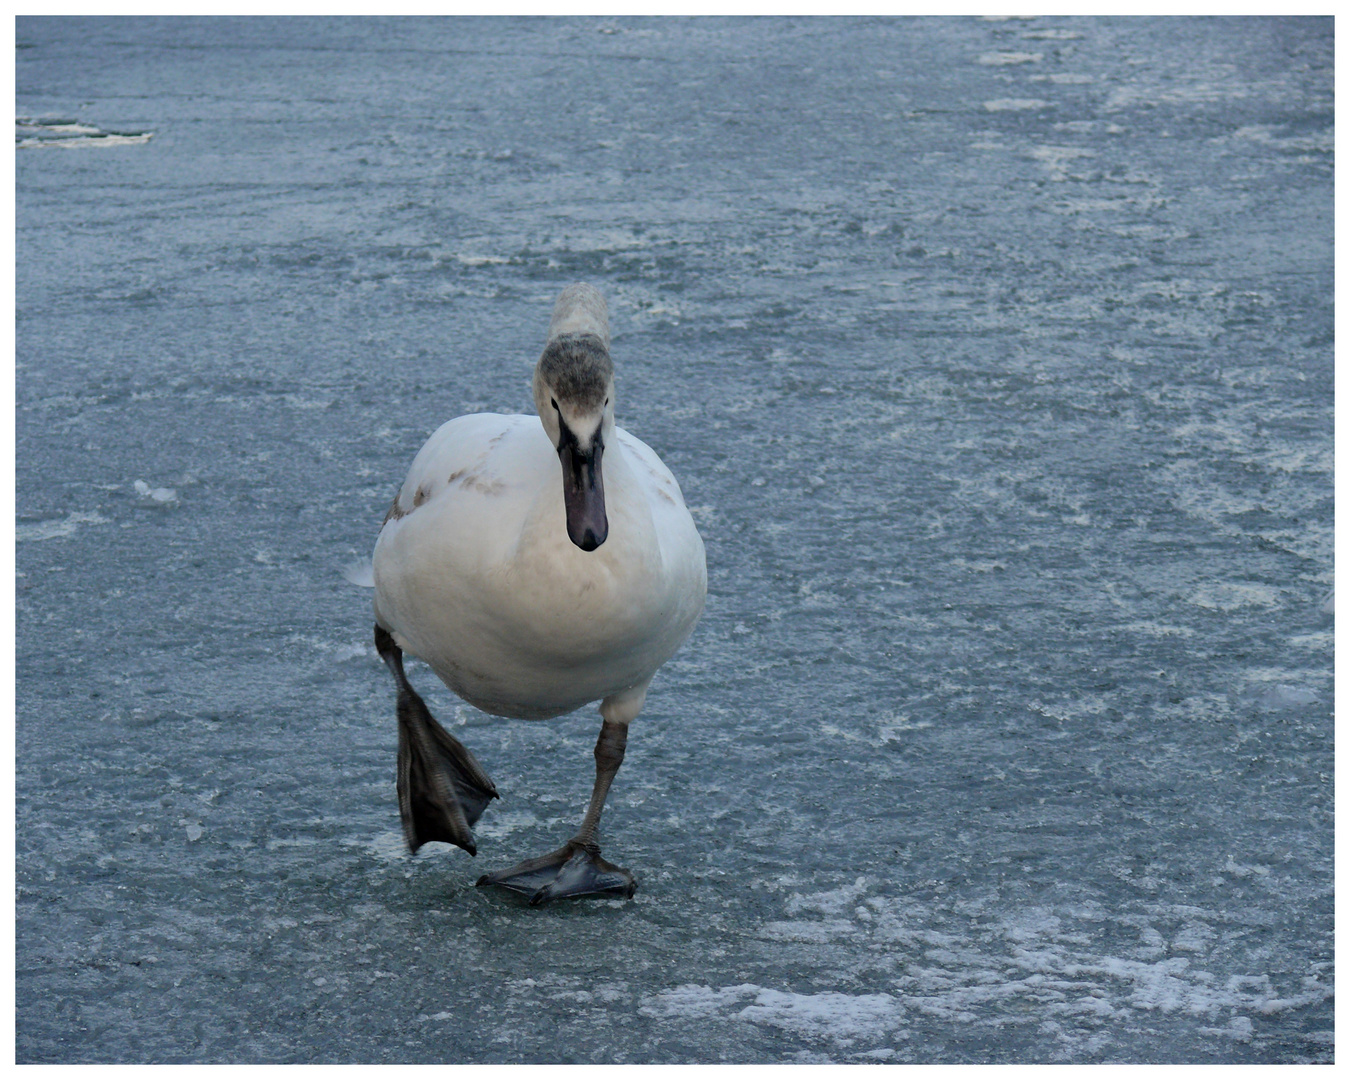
[558,434,608,551]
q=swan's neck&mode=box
[546,283,610,350]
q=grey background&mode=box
[16,16,1333,1063]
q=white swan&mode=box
[370,284,707,904]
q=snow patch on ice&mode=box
[1249,683,1319,711]
[639,983,904,1046]
[740,989,903,1043]
[134,479,178,503]
[786,877,870,916]
[1223,124,1333,154]
[1171,921,1215,954]
[1029,145,1096,180]
[1107,80,1250,111]
[977,52,1042,65]
[638,983,758,1019]
[1287,631,1330,650]
[1199,1016,1253,1042]
[1189,582,1280,611]
[17,116,153,148]
[984,99,1050,112]
[734,879,1333,1038]
[16,511,110,542]
[454,253,509,266]
[286,634,375,663]
[357,831,408,862]
[473,806,545,841]
[757,919,857,943]
[878,717,932,740]
[1028,73,1096,84]
[1117,621,1195,638]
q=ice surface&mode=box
[15,15,1332,1065]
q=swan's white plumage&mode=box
[372,375,706,722]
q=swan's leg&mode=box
[477,689,645,905]
[375,625,498,856]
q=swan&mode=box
[370,284,707,904]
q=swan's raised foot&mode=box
[397,687,498,855]
[475,841,637,905]
[376,624,498,856]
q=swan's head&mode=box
[533,285,616,552]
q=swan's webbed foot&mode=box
[476,841,637,906]
[376,625,498,856]
[477,713,638,904]
[396,682,497,855]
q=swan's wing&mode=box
[615,427,707,602]
[381,413,523,525]
[615,427,691,509]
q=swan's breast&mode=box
[372,414,705,718]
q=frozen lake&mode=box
[15,16,1333,1063]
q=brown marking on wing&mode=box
[448,468,467,484]
[633,452,678,502]
[461,472,506,496]
[382,491,408,525]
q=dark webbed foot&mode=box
[396,684,497,854]
[476,842,637,906]
[477,713,638,904]
[376,625,498,855]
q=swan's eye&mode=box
[604,397,610,407]
[551,398,559,411]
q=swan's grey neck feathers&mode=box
[537,333,613,413]
[547,282,610,350]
